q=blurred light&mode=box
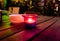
[25,0,27,1]
[9,14,24,23]
[56,7,58,11]
[27,18,35,23]
[29,16,32,17]
[23,14,37,29]
[53,0,55,3]
[24,15,37,24]
[58,0,60,1]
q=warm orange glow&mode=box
[27,18,35,23]
[0,0,3,2]
[9,14,24,23]
[29,16,32,17]
[12,0,24,3]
